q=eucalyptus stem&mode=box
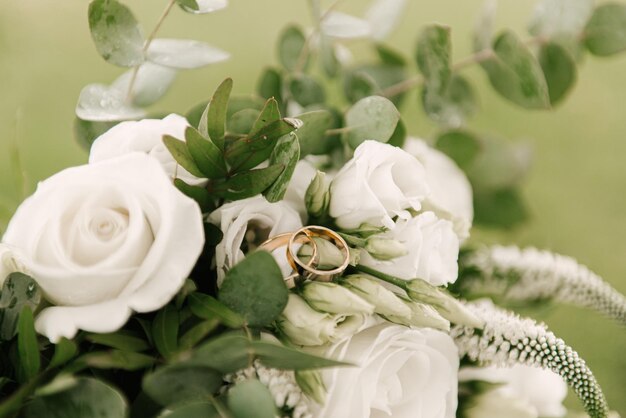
[126,0,177,102]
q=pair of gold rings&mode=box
[258,225,350,288]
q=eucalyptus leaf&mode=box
[0,272,41,341]
[474,188,528,228]
[387,118,407,148]
[264,133,300,202]
[584,3,626,56]
[321,12,371,39]
[365,0,407,41]
[75,83,146,122]
[320,34,340,78]
[174,179,212,212]
[185,126,227,179]
[200,78,233,150]
[218,251,288,327]
[79,350,155,371]
[344,71,378,104]
[227,96,265,120]
[289,75,326,107]
[85,330,150,352]
[343,96,400,149]
[295,110,334,156]
[228,109,261,135]
[188,292,245,328]
[528,0,593,39]
[48,338,78,369]
[480,30,550,109]
[162,135,205,178]
[152,305,179,359]
[17,306,40,382]
[375,44,407,66]
[343,65,406,106]
[147,39,229,69]
[212,165,285,200]
[539,42,577,105]
[161,402,219,418]
[22,377,128,418]
[416,25,452,93]
[422,75,477,128]
[177,0,228,14]
[111,62,177,107]
[143,363,223,406]
[74,118,119,150]
[278,25,308,72]
[257,68,283,102]
[88,0,144,67]
[227,379,277,418]
[435,130,482,171]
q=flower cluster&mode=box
[451,300,609,418]
[458,245,626,325]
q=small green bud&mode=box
[301,282,375,315]
[364,237,407,261]
[305,171,330,218]
[405,279,485,329]
[278,294,337,346]
[343,275,411,318]
[295,370,326,404]
[387,300,450,331]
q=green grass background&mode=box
[0,0,625,414]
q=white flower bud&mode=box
[295,370,327,405]
[342,275,411,318]
[305,171,330,218]
[279,294,337,346]
[298,237,345,270]
[301,282,375,315]
[406,279,484,329]
[364,237,407,261]
[329,313,367,342]
[401,301,450,331]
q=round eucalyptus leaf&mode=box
[289,75,326,107]
[421,75,477,128]
[343,96,400,149]
[321,12,371,39]
[584,3,626,56]
[538,42,577,105]
[111,62,177,107]
[76,83,146,122]
[177,0,228,14]
[227,379,277,418]
[147,39,230,69]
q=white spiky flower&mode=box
[225,360,313,418]
[450,300,609,418]
[458,245,626,325]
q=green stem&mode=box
[0,371,52,418]
[353,264,408,289]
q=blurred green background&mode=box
[1,0,625,414]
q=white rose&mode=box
[403,137,474,241]
[313,323,459,418]
[459,365,568,418]
[329,140,430,229]
[0,244,30,287]
[360,212,460,285]
[89,113,206,186]
[2,153,204,342]
[208,195,302,284]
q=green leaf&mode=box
[200,78,233,150]
[48,338,78,369]
[22,377,128,418]
[212,165,285,200]
[218,251,288,327]
[174,179,212,212]
[185,126,227,179]
[584,3,626,56]
[147,39,229,69]
[264,134,300,202]
[228,109,261,135]
[74,118,118,150]
[320,34,340,78]
[480,30,550,109]
[250,98,281,137]
[177,0,227,14]
[295,110,334,156]
[178,318,220,350]
[163,402,219,418]
[225,119,300,172]
[289,75,326,107]
[538,42,577,105]
[190,333,251,373]
[227,96,265,120]
[474,188,528,228]
[278,25,308,72]
[251,340,349,370]
[75,83,146,122]
[435,130,482,170]
[17,306,40,382]
[85,330,150,352]
[387,118,407,148]
[343,96,400,149]
[151,305,179,359]
[80,350,155,371]
[375,44,407,66]
[528,0,593,39]
[88,0,144,67]
[227,379,277,418]
[257,67,283,102]
[188,292,245,328]
[416,25,452,93]
[466,138,531,191]
[110,62,177,107]
[0,272,42,341]
[162,135,205,178]
[421,74,477,128]
[343,65,406,106]
[343,71,378,104]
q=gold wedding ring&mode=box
[258,231,319,288]
[287,226,350,282]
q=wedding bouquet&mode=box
[1,0,625,417]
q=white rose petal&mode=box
[360,212,460,285]
[89,113,207,186]
[329,141,430,229]
[313,323,459,418]
[404,137,474,241]
[0,244,30,287]
[208,195,302,284]
[2,153,204,342]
